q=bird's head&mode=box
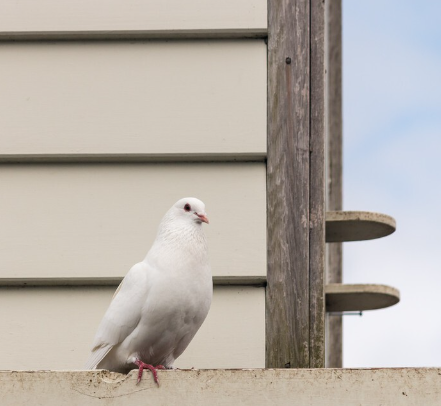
[172,197,209,225]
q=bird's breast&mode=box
[141,264,212,324]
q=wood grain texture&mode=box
[326,244,343,367]
[309,0,326,369]
[0,0,266,39]
[266,0,325,368]
[2,369,441,405]
[0,163,266,279]
[325,0,343,368]
[0,286,265,370]
[0,41,266,160]
[266,0,310,369]
[326,0,343,214]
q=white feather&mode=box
[85,197,212,373]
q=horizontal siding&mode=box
[0,40,266,160]
[0,286,265,370]
[0,276,268,287]
[0,163,266,279]
[178,286,265,368]
[0,0,266,39]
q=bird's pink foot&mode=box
[134,359,164,386]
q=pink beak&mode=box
[196,213,209,224]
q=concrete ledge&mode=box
[326,211,396,242]
[1,369,440,405]
[326,283,400,311]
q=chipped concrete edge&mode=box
[1,368,440,405]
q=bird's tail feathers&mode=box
[84,345,113,370]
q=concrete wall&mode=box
[2,369,440,405]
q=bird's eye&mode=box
[184,203,191,212]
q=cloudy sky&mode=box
[342,0,441,367]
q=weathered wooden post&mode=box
[325,0,343,368]
[266,0,326,368]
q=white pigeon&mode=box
[85,197,212,385]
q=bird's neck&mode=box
[145,217,209,271]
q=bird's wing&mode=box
[85,261,151,369]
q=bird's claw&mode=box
[135,360,164,386]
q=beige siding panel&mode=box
[0,0,266,38]
[0,163,266,278]
[0,41,266,159]
[0,286,265,370]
